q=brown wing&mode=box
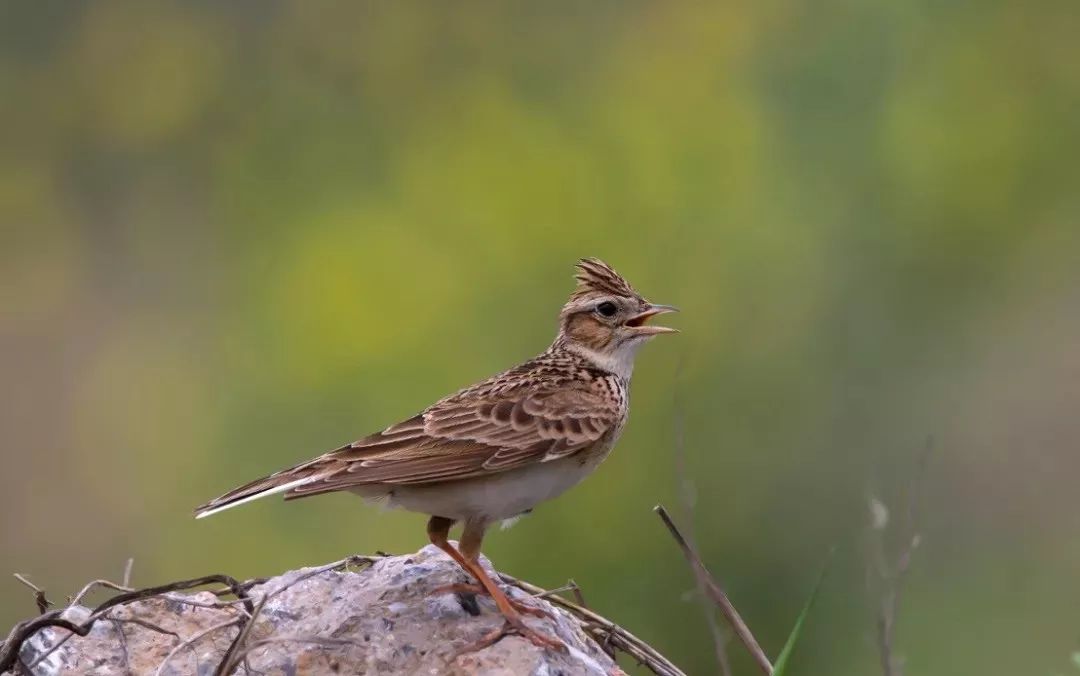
[281,383,617,499]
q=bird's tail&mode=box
[194,465,322,519]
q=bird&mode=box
[194,258,678,651]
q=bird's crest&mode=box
[570,258,640,302]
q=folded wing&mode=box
[194,381,618,517]
[285,384,616,497]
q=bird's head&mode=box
[554,258,678,377]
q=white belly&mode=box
[351,443,613,523]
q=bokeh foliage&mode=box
[2,2,1078,674]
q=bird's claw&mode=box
[433,582,552,618]
[455,616,566,655]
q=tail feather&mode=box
[194,470,319,519]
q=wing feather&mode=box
[281,379,618,495]
[195,362,624,517]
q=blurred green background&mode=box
[2,1,1079,674]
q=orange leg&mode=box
[427,516,563,651]
[431,582,551,618]
[426,516,478,575]
[436,519,550,618]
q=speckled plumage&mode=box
[196,258,674,521]
[194,258,677,650]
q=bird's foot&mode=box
[455,614,566,655]
[433,582,552,618]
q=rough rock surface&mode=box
[14,545,620,675]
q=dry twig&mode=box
[228,635,366,668]
[499,572,686,676]
[867,439,932,676]
[671,365,733,676]
[12,575,51,615]
[70,579,133,607]
[110,619,131,675]
[110,617,179,639]
[655,504,774,675]
[214,595,267,676]
[153,618,241,676]
[215,555,380,676]
[0,573,255,673]
[122,559,134,589]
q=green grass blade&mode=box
[772,550,833,676]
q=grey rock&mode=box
[15,545,620,675]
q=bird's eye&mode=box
[596,301,618,317]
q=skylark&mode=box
[195,258,678,650]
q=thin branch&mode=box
[655,504,774,675]
[498,570,682,673]
[13,574,51,614]
[567,578,589,610]
[14,614,88,670]
[153,618,241,676]
[499,572,687,676]
[158,593,249,612]
[215,595,267,676]
[70,578,133,606]
[228,636,366,667]
[111,617,180,639]
[0,573,256,673]
[672,361,732,676]
[215,555,380,676]
[868,438,932,676]
[259,555,378,605]
[110,619,131,676]
[122,559,135,589]
[26,573,255,671]
[531,580,582,601]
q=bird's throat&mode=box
[561,341,640,380]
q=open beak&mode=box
[626,303,679,335]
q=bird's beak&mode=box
[626,304,679,335]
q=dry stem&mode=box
[867,438,932,676]
[671,365,733,676]
[655,504,774,675]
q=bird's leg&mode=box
[456,519,564,651]
[426,516,550,619]
[426,515,475,575]
[427,516,563,651]
[456,520,551,618]
[430,582,550,618]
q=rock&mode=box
[13,545,621,675]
